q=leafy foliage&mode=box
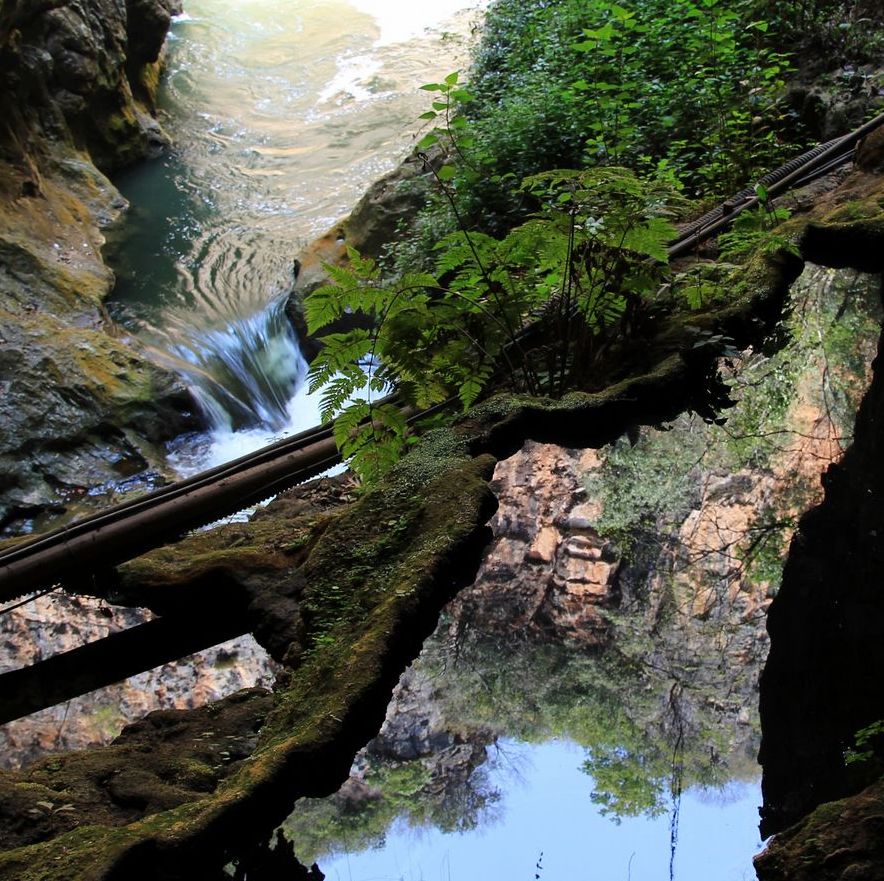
[307,1,881,481]
[307,166,681,480]
[717,188,799,261]
[845,720,884,767]
[437,0,798,236]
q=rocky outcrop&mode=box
[0,0,199,532]
[0,0,178,171]
[286,148,444,355]
[755,777,884,881]
[758,167,884,838]
[759,322,884,834]
[0,593,275,770]
[450,442,617,644]
[0,187,869,877]
[0,686,276,852]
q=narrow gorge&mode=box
[0,2,883,880]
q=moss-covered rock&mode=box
[0,0,201,532]
[0,688,275,853]
[755,777,884,881]
[0,155,199,530]
[0,444,496,880]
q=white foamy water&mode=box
[108,0,487,476]
[349,0,488,45]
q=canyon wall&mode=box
[0,0,198,533]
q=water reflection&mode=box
[281,601,764,880]
[273,265,881,881]
[308,741,761,881]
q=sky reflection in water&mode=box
[319,740,763,881]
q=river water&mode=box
[106,0,486,468]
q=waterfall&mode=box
[160,295,307,433]
[105,0,486,475]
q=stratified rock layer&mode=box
[451,442,615,643]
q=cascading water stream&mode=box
[148,294,307,433]
[106,0,487,472]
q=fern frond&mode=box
[614,217,677,262]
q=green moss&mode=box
[756,777,884,881]
[824,191,884,223]
[0,445,497,881]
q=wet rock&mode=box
[755,777,884,881]
[286,147,443,356]
[0,0,199,530]
[14,0,174,169]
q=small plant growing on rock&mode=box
[306,159,682,482]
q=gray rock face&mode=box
[2,0,176,169]
[0,0,201,532]
[369,667,462,761]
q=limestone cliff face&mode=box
[449,442,617,644]
[0,0,198,531]
[0,593,275,769]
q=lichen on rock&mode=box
[0,0,200,533]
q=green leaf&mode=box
[436,165,456,182]
[416,132,439,150]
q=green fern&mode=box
[717,205,797,261]
[304,163,683,482]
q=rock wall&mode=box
[756,159,884,840]
[759,315,884,836]
[0,593,275,769]
[0,0,199,532]
[449,442,616,644]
